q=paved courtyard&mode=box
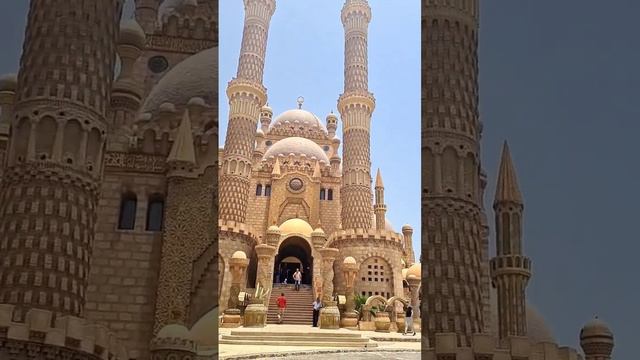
[254,351,420,359]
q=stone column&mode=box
[222,251,249,328]
[341,256,359,329]
[319,248,340,329]
[255,244,277,303]
[407,275,421,325]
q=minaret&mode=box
[219,0,276,223]
[0,0,123,317]
[580,317,615,360]
[490,142,531,340]
[374,169,386,230]
[338,0,375,230]
[423,0,485,346]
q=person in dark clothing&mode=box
[404,305,416,335]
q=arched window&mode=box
[146,194,165,231]
[256,184,263,196]
[264,185,271,196]
[327,189,333,201]
[320,188,325,200]
[118,192,137,230]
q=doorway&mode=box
[273,236,312,285]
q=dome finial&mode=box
[297,96,304,109]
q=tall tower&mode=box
[490,142,531,340]
[219,0,276,223]
[374,169,386,230]
[338,0,375,230]
[423,0,485,346]
[0,0,123,317]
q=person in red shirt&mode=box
[276,292,287,324]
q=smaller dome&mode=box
[119,20,146,49]
[279,218,314,237]
[261,104,273,114]
[406,263,421,280]
[311,227,325,237]
[581,318,614,339]
[267,225,281,234]
[0,73,17,92]
[256,128,264,136]
[402,224,413,231]
[343,256,356,264]
[326,112,338,121]
[156,323,191,340]
[231,251,247,259]
[263,137,330,163]
[188,97,206,107]
[401,268,409,280]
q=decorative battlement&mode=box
[423,333,581,360]
[259,156,333,178]
[226,78,267,106]
[491,255,532,276]
[2,161,101,193]
[327,228,404,246]
[337,91,376,114]
[0,304,128,359]
[218,219,259,242]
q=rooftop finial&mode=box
[297,96,304,109]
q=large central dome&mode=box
[269,108,327,137]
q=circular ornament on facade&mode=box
[288,178,304,192]
[148,55,169,74]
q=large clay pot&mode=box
[340,311,359,329]
[395,316,406,333]
[243,300,266,327]
[221,308,242,328]
[319,301,341,329]
[374,311,391,333]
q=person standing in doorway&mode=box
[312,296,322,327]
[404,305,416,335]
[293,268,302,291]
[276,292,287,324]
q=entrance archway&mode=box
[274,236,313,285]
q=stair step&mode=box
[218,340,378,348]
[230,331,362,338]
[222,335,368,343]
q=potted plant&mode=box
[243,283,268,327]
[372,304,391,333]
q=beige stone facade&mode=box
[218,0,417,324]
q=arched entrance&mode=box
[273,236,313,285]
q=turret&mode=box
[490,142,531,341]
[402,224,415,266]
[374,169,387,230]
[0,74,17,172]
[135,0,160,33]
[580,317,614,360]
[260,104,273,133]
[326,111,337,138]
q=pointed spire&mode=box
[272,157,281,176]
[167,110,196,165]
[313,161,321,178]
[494,141,523,204]
[375,168,384,188]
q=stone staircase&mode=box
[266,284,314,325]
[219,330,378,348]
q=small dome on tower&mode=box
[0,73,18,92]
[119,19,146,49]
[402,224,413,232]
[580,317,614,339]
[311,227,326,237]
[343,256,356,264]
[231,251,247,259]
[267,225,281,234]
[256,128,264,136]
[261,104,273,114]
[156,323,191,340]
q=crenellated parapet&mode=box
[0,304,128,360]
[218,219,260,244]
[422,332,582,360]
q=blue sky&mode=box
[219,0,422,258]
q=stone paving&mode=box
[219,324,421,359]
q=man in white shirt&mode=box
[312,296,322,327]
[293,268,302,291]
